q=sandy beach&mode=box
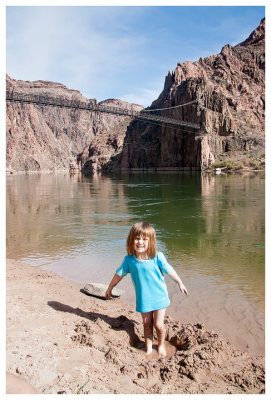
[6,258,265,394]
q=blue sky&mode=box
[6,4,265,107]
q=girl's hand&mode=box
[105,274,123,300]
[179,282,188,295]
[105,287,112,300]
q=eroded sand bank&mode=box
[6,259,265,394]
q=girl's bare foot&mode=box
[158,345,167,358]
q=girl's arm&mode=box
[168,269,188,295]
[105,273,123,299]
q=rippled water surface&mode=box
[6,171,265,355]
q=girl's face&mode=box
[134,235,149,258]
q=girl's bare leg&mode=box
[153,308,167,357]
[141,312,153,355]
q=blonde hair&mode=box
[127,222,157,259]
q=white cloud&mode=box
[6,6,149,101]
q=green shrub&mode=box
[211,161,243,170]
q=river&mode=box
[6,171,265,356]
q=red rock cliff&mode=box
[118,18,265,171]
[6,76,142,173]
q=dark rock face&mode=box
[76,100,143,174]
[118,120,203,170]
[117,18,265,171]
[6,76,143,174]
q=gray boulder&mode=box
[83,283,125,299]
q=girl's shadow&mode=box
[47,300,144,348]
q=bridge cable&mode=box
[141,99,198,112]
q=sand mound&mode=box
[70,315,265,394]
[6,259,265,394]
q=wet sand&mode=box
[41,253,265,357]
[6,259,265,394]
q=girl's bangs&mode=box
[133,225,154,239]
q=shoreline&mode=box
[6,258,265,394]
[6,166,265,175]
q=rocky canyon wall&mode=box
[117,18,265,171]
[6,76,142,174]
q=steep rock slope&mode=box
[6,76,142,173]
[117,18,265,171]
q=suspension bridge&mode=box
[6,91,201,132]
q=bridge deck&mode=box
[6,92,201,131]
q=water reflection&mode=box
[200,173,265,309]
[117,172,264,310]
[6,173,132,260]
[6,171,264,313]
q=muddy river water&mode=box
[6,171,265,356]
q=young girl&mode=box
[105,222,188,358]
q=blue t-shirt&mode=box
[116,252,173,313]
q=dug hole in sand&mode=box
[6,259,265,394]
